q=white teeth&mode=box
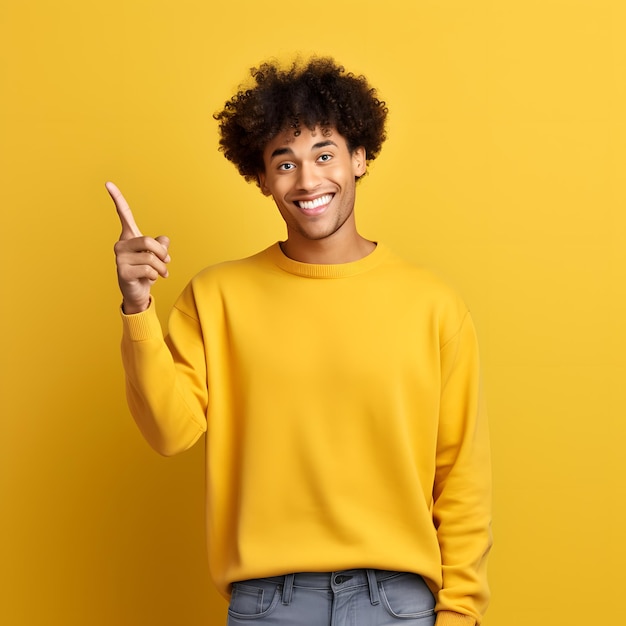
[297,194,333,210]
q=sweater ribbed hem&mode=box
[435,611,477,626]
[120,298,163,341]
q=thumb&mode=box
[155,235,171,262]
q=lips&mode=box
[295,193,334,211]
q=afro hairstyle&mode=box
[214,57,388,185]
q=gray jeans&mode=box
[227,569,436,626]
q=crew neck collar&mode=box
[266,241,388,278]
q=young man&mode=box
[108,58,491,626]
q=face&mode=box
[258,127,366,259]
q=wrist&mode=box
[121,297,151,315]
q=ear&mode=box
[257,173,272,196]
[352,146,367,178]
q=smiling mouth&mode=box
[296,194,334,210]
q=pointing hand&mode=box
[107,182,170,314]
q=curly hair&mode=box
[214,57,388,184]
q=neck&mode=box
[280,232,376,265]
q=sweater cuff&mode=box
[435,611,476,626]
[120,298,163,342]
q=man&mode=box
[108,57,492,626]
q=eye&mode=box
[278,162,295,171]
[318,153,333,163]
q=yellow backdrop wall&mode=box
[2,1,624,624]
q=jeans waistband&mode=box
[256,569,406,607]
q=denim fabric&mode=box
[227,569,435,626]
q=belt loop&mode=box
[282,573,295,605]
[366,569,380,605]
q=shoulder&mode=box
[183,244,280,297]
[377,246,471,340]
[192,244,276,284]
[172,244,277,316]
[380,246,467,306]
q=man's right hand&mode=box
[107,182,171,314]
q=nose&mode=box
[296,161,321,191]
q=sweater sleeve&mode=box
[120,297,208,456]
[433,311,492,625]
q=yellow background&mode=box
[1,1,624,624]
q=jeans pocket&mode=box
[228,580,281,621]
[379,573,435,620]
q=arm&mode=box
[108,182,207,455]
[433,312,492,626]
[120,298,207,456]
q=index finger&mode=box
[105,181,142,238]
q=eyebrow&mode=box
[269,140,338,161]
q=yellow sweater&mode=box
[120,243,492,626]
